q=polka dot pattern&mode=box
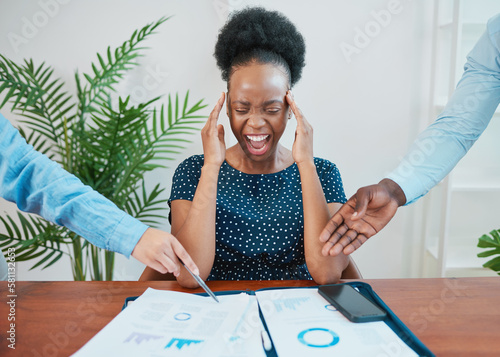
[169,155,346,281]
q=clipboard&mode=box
[122,281,434,357]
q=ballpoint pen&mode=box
[181,262,219,303]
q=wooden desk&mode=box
[1,277,499,356]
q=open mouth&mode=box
[244,134,271,156]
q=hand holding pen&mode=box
[181,262,219,303]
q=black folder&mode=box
[123,281,434,357]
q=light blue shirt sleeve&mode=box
[387,14,500,205]
[0,114,148,257]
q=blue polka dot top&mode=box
[169,155,346,281]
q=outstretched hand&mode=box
[131,228,199,276]
[319,179,406,256]
[201,92,226,167]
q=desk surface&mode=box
[1,277,499,356]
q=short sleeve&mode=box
[168,155,204,203]
[314,158,347,204]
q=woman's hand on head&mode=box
[201,93,226,167]
[286,91,314,166]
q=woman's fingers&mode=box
[217,123,225,144]
[202,93,227,167]
[203,92,225,134]
[286,90,305,126]
[287,90,314,165]
[209,92,225,125]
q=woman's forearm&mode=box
[298,161,348,284]
[173,164,221,285]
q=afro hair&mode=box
[214,7,306,87]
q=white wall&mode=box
[0,0,435,280]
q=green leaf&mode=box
[107,46,113,64]
[483,255,500,271]
[7,216,21,238]
[97,53,106,70]
[477,248,500,258]
[0,85,17,108]
[490,229,500,244]
[182,90,189,116]
[478,229,500,273]
[16,246,40,260]
[0,216,14,237]
[84,73,94,84]
[478,233,500,248]
[168,94,173,126]
[30,250,58,270]
[0,55,46,111]
[175,92,179,121]
[77,17,170,123]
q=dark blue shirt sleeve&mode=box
[169,155,204,203]
[314,157,347,204]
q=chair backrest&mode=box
[144,257,362,281]
[340,257,362,279]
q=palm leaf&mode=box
[477,229,500,274]
[0,54,45,110]
[149,91,206,163]
[76,17,170,121]
[17,127,55,159]
[123,182,168,227]
[109,92,206,204]
[74,97,160,202]
[0,212,68,270]
[20,59,75,140]
[0,56,75,155]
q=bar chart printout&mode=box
[72,288,265,357]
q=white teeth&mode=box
[246,135,269,142]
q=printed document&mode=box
[256,288,418,357]
[73,287,420,356]
[73,288,265,357]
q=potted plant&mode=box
[0,17,206,280]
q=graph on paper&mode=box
[273,296,311,312]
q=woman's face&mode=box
[227,62,290,162]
